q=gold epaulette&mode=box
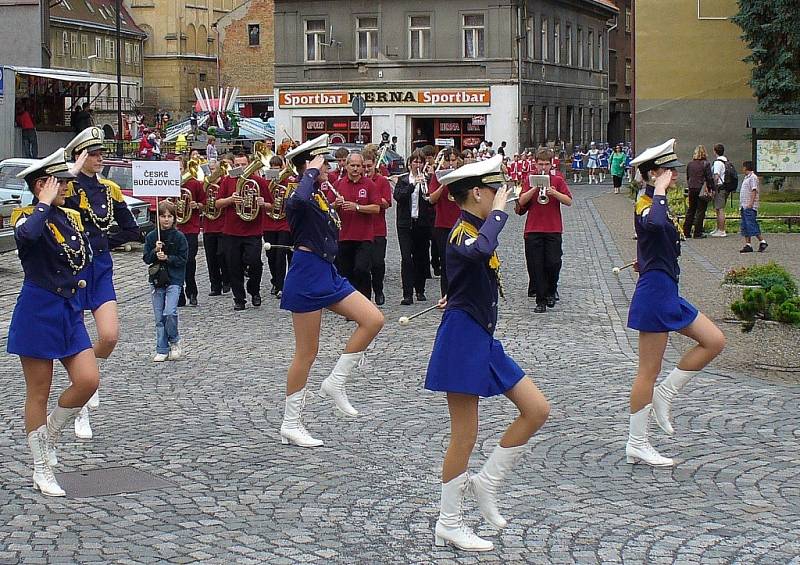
[99,178,125,202]
[635,194,653,216]
[10,206,35,227]
[449,219,479,245]
[59,207,85,232]
[64,181,78,198]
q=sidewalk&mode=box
[592,188,800,384]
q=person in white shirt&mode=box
[710,143,729,237]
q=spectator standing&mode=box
[738,161,768,253]
[610,144,627,194]
[711,143,730,237]
[683,145,716,238]
[206,136,218,162]
[497,141,507,157]
[15,106,38,158]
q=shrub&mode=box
[731,285,800,331]
[723,262,798,296]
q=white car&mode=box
[0,158,153,253]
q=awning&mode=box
[8,65,137,86]
[237,94,274,103]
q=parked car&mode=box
[0,200,20,254]
[0,158,153,252]
[101,158,159,222]
[327,143,406,175]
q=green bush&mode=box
[760,189,800,203]
[723,262,798,296]
[731,285,800,331]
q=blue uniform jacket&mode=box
[634,184,681,282]
[64,172,139,255]
[286,168,340,263]
[12,203,91,299]
[445,209,508,334]
[143,227,188,286]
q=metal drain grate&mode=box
[57,467,175,498]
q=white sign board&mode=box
[132,161,181,197]
[435,138,455,147]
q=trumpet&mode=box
[203,160,229,221]
[235,152,271,222]
[537,184,550,205]
[176,159,200,225]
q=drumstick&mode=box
[612,261,636,275]
[263,242,293,252]
[398,304,442,326]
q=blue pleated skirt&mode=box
[425,309,525,397]
[628,269,699,333]
[7,282,92,360]
[280,249,355,313]
[77,252,116,311]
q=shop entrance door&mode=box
[411,116,486,154]
[411,118,434,152]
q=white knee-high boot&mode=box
[28,426,65,497]
[625,404,673,467]
[470,444,526,528]
[319,352,363,416]
[434,472,493,552]
[74,405,92,439]
[280,388,323,447]
[47,405,81,466]
[652,368,697,435]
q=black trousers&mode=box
[683,190,710,237]
[203,232,229,292]
[338,240,373,299]
[429,230,441,276]
[433,227,450,297]
[371,236,387,295]
[181,233,199,300]
[263,230,293,292]
[397,223,431,298]
[524,233,563,304]
[225,235,263,304]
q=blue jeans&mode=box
[152,284,181,354]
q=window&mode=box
[588,31,594,70]
[463,14,485,59]
[61,0,72,9]
[527,17,535,58]
[81,35,88,58]
[577,27,584,67]
[133,43,140,64]
[409,15,430,59]
[589,108,595,140]
[540,17,548,62]
[125,42,131,64]
[95,37,102,57]
[566,24,573,65]
[106,38,114,60]
[199,73,207,82]
[304,19,326,62]
[609,49,617,81]
[598,33,604,71]
[555,106,561,140]
[62,31,69,56]
[599,108,604,142]
[567,106,574,143]
[248,23,260,47]
[553,22,560,64]
[356,17,379,60]
[625,59,632,86]
[625,8,632,32]
[541,106,549,142]
[84,0,94,12]
[579,107,585,144]
[70,32,79,58]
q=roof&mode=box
[50,0,146,37]
[589,0,619,13]
[7,65,138,85]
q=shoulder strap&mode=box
[635,194,653,216]
[59,207,85,232]
[99,178,125,202]
[10,206,35,227]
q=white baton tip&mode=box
[263,242,271,251]
[398,316,410,326]
[612,267,621,275]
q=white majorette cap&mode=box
[285,134,330,168]
[65,126,105,157]
[438,154,507,196]
[16,148,76,182]
[630,138,684,173]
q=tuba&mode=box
[267,161,298,221]
[235,152,271,222]
[176,159,199,225]
[203,160,229,221]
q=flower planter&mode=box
[750,320,800,373]
[717,284,761,321]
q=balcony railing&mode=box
[90,97,138,112]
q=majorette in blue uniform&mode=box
[8,149,98,497]
[424,155,549,552]
[599,144,610,169]
[623,138,725,470]
[570,146,585,170]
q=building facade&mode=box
[607,0,632,144]
[127,0,246,116]
[634,0,755,161]
[0,0,49,68]
[50,0,145,138]
[217,0,276,119]
[274,0,616,156]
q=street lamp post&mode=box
[115,0,123,157]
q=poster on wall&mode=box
[756,140,800,173]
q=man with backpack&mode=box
[710,143,738,237]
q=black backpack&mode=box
[717,159,738,192]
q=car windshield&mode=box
[102,165,133,188]
[0,165,30,197]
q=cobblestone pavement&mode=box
[0,184,798,564]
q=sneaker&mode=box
[534,304,547,313]
[693,233,708,239]
[153,353,168,362]
[251,294,262,307]
[739,245,754,253]
[233,302,246,311]
[710,230,727,238]
[208,290,222,297]
[168,342,183,360]
[758,241,768,252]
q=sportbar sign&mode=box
[278,88,491,108]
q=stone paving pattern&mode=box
[0,183,798,564]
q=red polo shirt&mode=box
[261,173,290,233]
[177,179,207,235]
[219,175,273,237]
[16,111,35,130]
[203,176,228,234]
[368,173,392,238]
[432,176,461,230]
[334,175,378,242]
[517,173,572,234]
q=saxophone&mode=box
[267,161,298,221]
[203,160,229,221]
[176,159,199,225]
[235,152,271,222]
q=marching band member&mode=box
[428,150,463,298]
[216,153,272,310]
[570,145,584,184]
[426,155,549,551]
[626,139,726,467]
[203,157,232,297]
[263,155,293,298]
[516,148,573,310]
[327,147,349,185]
[586,142,601,185]
[332,152,380,300]
[177,156,206,307]
[279,135,384,446]
[362,148,392,306]
[64,127,138,440]
[394,150,435,305]
[9,150,99,496]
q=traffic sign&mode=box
[351,94,366,116]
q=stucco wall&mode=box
[0,4,43,67]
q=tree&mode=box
[732,1,800,113]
